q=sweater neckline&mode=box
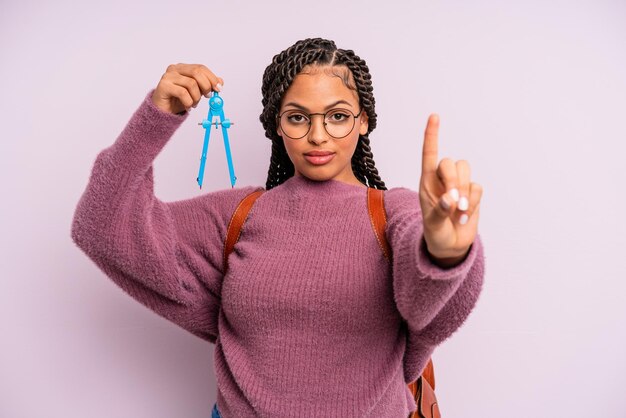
[282,175,369,193]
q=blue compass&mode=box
[197,91,236,189]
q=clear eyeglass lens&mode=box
[280,109,355,139]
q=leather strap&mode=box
[422,358,436,391]
[419,377,441,418]
[407,360,439,418]
[223,188,265,273]
[367,187,391,261]
[408,374,441,418]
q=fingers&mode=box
[173,63,223,96]
[465,182,483,224]
[169,72,202,108]
[455,160,471,217]
[168,84,194,109]
[154,63,224,113]
[420,114,483,227]
[421,113,440,176]
[436,158,458,201]
[436,159,481,225]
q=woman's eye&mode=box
[288,114,307,123]
[330,112,349,121]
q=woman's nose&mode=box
[308,116,329,144]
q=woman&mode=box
[71,37,485,417]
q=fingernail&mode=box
[449,188,459,202]
[458,196,469,211]
[460,214,469,225]
[216,83,222,91]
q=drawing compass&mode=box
[197,91,236,188]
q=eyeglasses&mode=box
[277,107,363,140]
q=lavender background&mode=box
[2,0,625,417]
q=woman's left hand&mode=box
[418,114,483,266]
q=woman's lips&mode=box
[304,153,335,165]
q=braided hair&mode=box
[259,38,387,190]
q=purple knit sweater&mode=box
[71,91,485,418]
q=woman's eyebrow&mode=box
[283,100,353,111]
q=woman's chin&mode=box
[298,168,335,182]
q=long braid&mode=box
[335,49,386,189]
[259,38,387,190]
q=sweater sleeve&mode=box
[384,187,486,347]
[70,90,260,343]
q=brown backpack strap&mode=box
[407,359,439,418]
[367,187,391,261]
[421,359,436,390]
[223,188,265,273]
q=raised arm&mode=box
[385,114,486,345]
[71,65,258,343]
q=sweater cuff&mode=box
[414,232,482,281]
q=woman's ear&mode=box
[358,111,369,135]
[276,117,283,137]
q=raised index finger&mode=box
[422,113,440,176]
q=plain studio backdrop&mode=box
[1,0,625,417]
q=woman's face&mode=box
[276,65,369,186]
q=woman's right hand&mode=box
[152,63,224,115]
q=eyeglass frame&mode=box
[276,107,364,140]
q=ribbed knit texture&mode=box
[71,91,486,418]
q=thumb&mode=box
[428,193,455,225]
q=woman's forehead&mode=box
[281,66,359,108]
